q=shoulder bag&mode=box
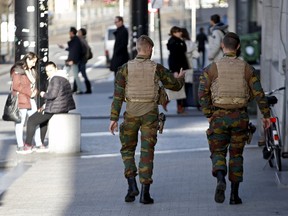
[2,92,21,123]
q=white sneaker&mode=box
[16,147,32,154]
[34,145,49,153]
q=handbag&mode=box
[2,92,21,123]
[184,69,194,84]
[166,85,186,100]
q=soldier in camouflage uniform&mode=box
[198,32,271,205]
[109,35,185,204]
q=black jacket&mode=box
[110,25,129,72]
[67,36,83,64]
[44,75,76,113]
[167,36,189,72]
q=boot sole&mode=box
[230,198,242,205]
[140,199,154,204]
[125,195,136,202]
[130,191,139,196]
[215,181,226,203]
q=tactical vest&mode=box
[211,57,250,108]
[126,59,159,103]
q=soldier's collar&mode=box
[223,52,237,58]
[136,55,150,59]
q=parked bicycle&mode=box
[262,87,285,171]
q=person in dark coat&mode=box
[77,27,92,94]
[167,26,189,114]
[25,61,76,151]
[59,27,85,94]
[196,27,208,68]
[109,16,129,76]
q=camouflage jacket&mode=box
[198,54,270,118]
[110,55,184,121]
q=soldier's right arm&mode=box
[156,64,184,91]
[198,68,213,118]
[110,64,127,121]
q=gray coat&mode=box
[208,23,228,62]
[43,74,75,113]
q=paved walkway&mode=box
[0,64,288,216]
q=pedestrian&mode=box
[77,27,92,94]
[58,26,85,94]
[25,61,76,151]
[198,32,271,204]
[109,35,185,204]
[109,16,129,79]
[10,52,42,154]
[167,26,189,114]
[208,14,228,62]
[196,27,208,68]
[181,28,199,107]
[181,28,199,70]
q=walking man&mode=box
[109,35,185,204]
[78,28,92,94]
[196,27,208,68]
[198,32,271,204]
[59,27,84,94]
[208,14,228,62]
[109,16,129,78]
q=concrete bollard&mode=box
[48,113,81,154]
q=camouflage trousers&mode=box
[206,109,249,182]
[119,109,159,184]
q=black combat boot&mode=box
[214,170,226,203]
[229,182,242,205]
[125,177,139,202]
[140,184,154,204]
[84,80,92,94]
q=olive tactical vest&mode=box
[126,59,159,103]
[211,57,250,108]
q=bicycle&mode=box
[262,86,285,171]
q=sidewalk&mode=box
[0,63,288,216]
[0,144,287,215]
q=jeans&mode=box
[67,64,83,92]
[25,112,54,145]
[15,99,42,147]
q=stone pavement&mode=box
[0,64,288,216]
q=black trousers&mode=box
[26,112,54,145]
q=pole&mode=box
[283,58,288,156]
[130,0,149,58]
[119,0,124,16]
[14,0,38,61]
[37,0,49,97]
[14,0,49,107]
[157,9,163,65]
[76,0,81,29]
[191,0,196,41]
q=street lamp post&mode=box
[76,0,81,29]
[14,0,49,106]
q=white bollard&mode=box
[48,113,81,154]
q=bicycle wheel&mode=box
[264,128,274,167]
[267,122,282,171]
[268,154,274,168]
[273,146,282,171]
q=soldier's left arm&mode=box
[110,65,126,121]
[246,64,270,118]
